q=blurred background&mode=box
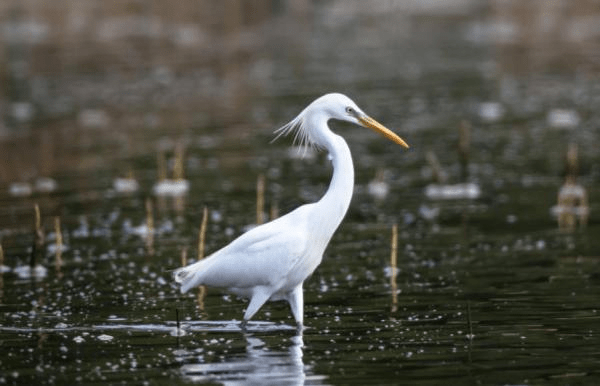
[1,0,599,162]
[1,1,600,384]
[1,0,599,264]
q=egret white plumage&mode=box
[173,93,409,328]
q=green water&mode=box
[1,115,598,384]
[1,1,600,385]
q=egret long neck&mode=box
[317,132,354,232]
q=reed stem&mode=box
[198,206,208,260]
[390,223,398,311]
[256,174,265,224]
[54,216,63,271]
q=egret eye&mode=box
[346,106,355,115]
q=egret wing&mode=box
[198,208,311,291]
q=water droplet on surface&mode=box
[98,334,114,342]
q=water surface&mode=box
[1,1,600,385]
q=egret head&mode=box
[310,93,364,123]
[274,93,409,152]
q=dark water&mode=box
[1,1,600,385]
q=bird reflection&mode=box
[179,334,317,385]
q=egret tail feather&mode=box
[173,261,204,293]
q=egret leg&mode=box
[243,287,272,323]
[287,284,304,327]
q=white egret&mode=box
[173,93,409,329]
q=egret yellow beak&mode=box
[358,116,410,149]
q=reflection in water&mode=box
[179,334,318,385]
